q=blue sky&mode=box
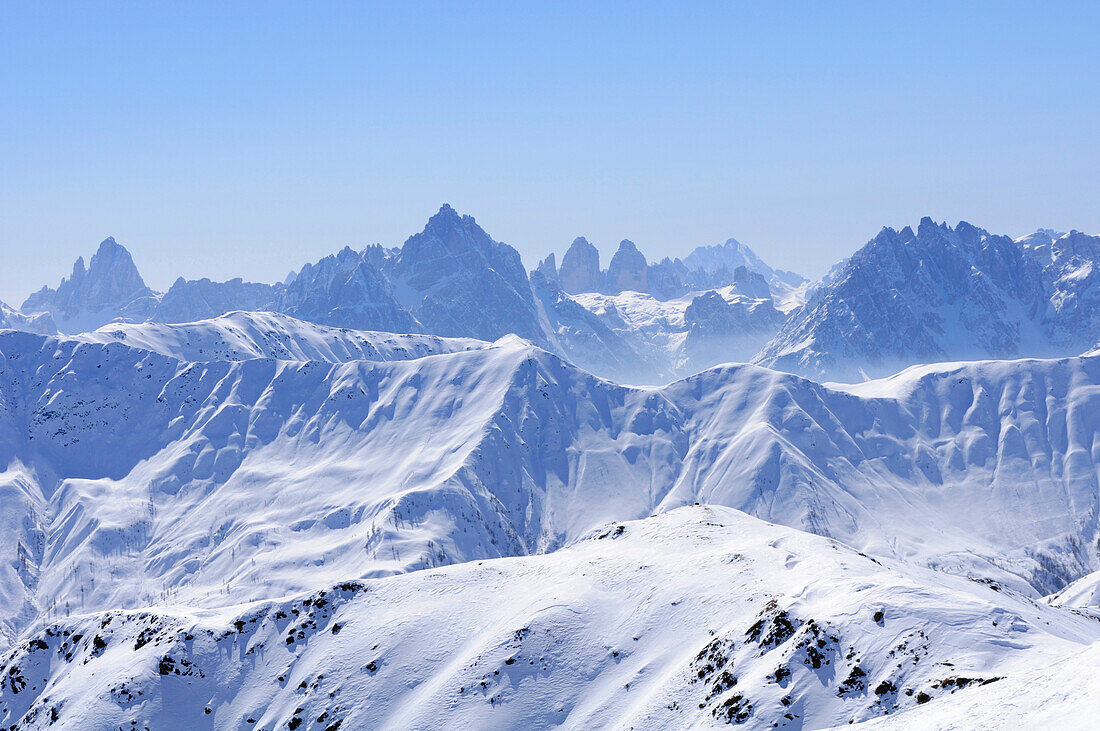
[2,1,1098,303]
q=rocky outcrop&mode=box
[607,239,648,294]
[646,257,694,300]
[279,246,419,333]
[534,253,558,285]
[683,290,784,368]
[153,277,281,323]
[1020,229,1100,350]
[731,266,772,300]
[558,237,602,294]
[390,204,545,344]
[754,218,1052,380]
[684,237,805,293]
[21,237,159,332]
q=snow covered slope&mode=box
[79,311,487,363]
[0,303,55,336]
[573,286,783,380]
[4,322,1100,654]
[853,640,1100,730]
[1,506,1096,730]
[1047,569,1100,609]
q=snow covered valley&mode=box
[1,313,1099,728]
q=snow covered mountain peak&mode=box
[391,205,544,344]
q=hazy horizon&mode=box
[4,1,1098,305]
[0,207,1076,306]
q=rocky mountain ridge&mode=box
[14,212,1100,384]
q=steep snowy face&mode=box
[20,238,159,332]
[755,219,1052,381]
[557,236,602,294]
[152,277,282,323]
[606,239,649,294]
[665,355,1100,595]
[1,507,1095,730]
[1047,569,1100,609]
[0,329,690,645]
[391,204,545,344]
[0,302,55,335]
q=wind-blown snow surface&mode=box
[3,318,1100,727]
[852,641,1100,730]
[0,303,55,336]
[77,311,488,363]
[2,507,1097,730]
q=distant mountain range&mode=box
[539,234,806,302]
[9,207,1100,383]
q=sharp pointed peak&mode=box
[428,203,465,225]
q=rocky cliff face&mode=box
[278,246,419,333]
[606,239,648,294]
[1020,229,1100,351]
[755,218,1051,380]
[533,252,558,284]
[153,277,282,323]
[391,204,545,344]
[682,289,784,368]
[21,237,159,332]
[543,234,803,305]
[646,257,694,300]
[730,265,772,299]
[558,237,602,294]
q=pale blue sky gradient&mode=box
[2,1,1098,303]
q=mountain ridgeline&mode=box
[11,208,1100,383]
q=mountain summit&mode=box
[21,237,158,332]
[753,218,1089,380]
[392,204,545,343]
